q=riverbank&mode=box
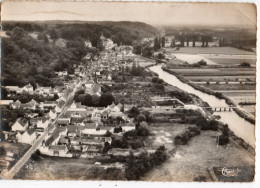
[162,67,255,125]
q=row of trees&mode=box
[154,36,166,50]
[74,90,115,107]
[125,146,167,180]
[130,62,145,76]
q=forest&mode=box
[1,21,158,88]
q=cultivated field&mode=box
[186,76,256,82]
[164,46,256,116]
[170,69,255,77]
[165,47,256,55]
[208,58,256,66]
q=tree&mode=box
[137,123,149,136]
[239,62,251,67]
[137,114,146,123]
[170,39,175,48]
[154,37,160,51]
[129,106,140,117]
[11,27,27,39]
[91,95,100,106]
[43,35,49,43]
[50,29,58,41]
[85,94,93,106]
[99,93,115,107]
[0,147,6,157]
[161,36,165,47]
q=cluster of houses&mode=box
[7,96,68,145]
[37,101,136,158]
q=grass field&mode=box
[145,123,191,150]
[15,156,104,180]
[143,131,255,182]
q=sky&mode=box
[0,1,257,27]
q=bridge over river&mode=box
[202,106,237,112]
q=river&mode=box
[150,65,255,147]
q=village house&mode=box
[80,126,108,138]
[10,100,21,109]
[48,108,57,120]
[22,83,34,94]
[67,125,80,137]
[39,101,56,109]
[29,118,38,127]
[4,86,22,94]
[16,128,37,145]
[44,129,62,147]
[56,118,71,126]
[25,113,38,119]
[12,118,29,132]
[37,117,50,130]
[58,135,69,145]
[49,145,69,156]
[84,40,92,48]
[35,86,52,95]
[0,100,13,106]
[55,99,66,113]
[55,70,68,77]
[85,83,102,96]
[70,137,82,146]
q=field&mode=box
[218,90,255,103]
[165,47,256,67]
[143,131,255,182]
[0,142,31,171]
[208,58,256,66]
[165,47,255,55]
[14,156,102,180]
[145,123,191,150]
[173,54,217,65]
[170,68,255,77]
[164,46,256,116]
[186,76,255,82]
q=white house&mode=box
[12,118,29,132]
[55,100,65,113]
[22,83,34,94]
[84,40,92,48]
[37,117,50,129]
[48,109,57,120]
[0,100,13,106]
[16,128,37,144]
[10,100,21,109]
[49,145,69,156]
